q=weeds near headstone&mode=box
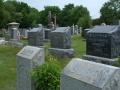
[31,58,62,90]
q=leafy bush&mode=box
[31,58,62,90]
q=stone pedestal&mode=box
[82,55,118,66]
[49,48,74,58]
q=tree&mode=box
[100,0,120,25]
[92,18,101,26]
[71,5,90,25]
[4,1,16,22]
[77,15,92,37]
[60,3,74,26]
[28,12,39,27]
[0,0,4,28]
[38,6,61,26]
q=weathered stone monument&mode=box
[70,24,75,35]
[44,29,51,42]
[47,11,52,29]
[49,27,74,58]
[25,29,29,39]
[53,14,57,29]
[7,22,20,41]
[61,58,120,90]
[113,19,120,25]
[17,46,44,90]
[74,25,79,34]
[28,28,45,49]
[82,26,120,65]
[10,28,18,42]
[83,28,91,40]
[7,22,20,30]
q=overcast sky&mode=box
[17,0,109,19]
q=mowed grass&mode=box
[0,35,86,90]
[0,46,21,90]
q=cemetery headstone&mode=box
[82,26,120,65]
[17,46,44,90]
[28,28,44,46]
[7,22,20,40]
[113,19,120,25]
[44,29,51,42]
[7,22,20,30]
[83,29,91,40]
[74,25,78,34]
[61,58,120,90]
[25,30,29,39]
[49,27,74,58]
[51,27,71,49]
[10,28,18,42]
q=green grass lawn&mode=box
[3,35,119,90]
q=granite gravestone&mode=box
[28,28,44,46]
[10,28,18,42]
[113,19,120,25]
[49,27,74,58]
[83,29,91,40]
[86,26,120,59]
[17,46,44,90]
[61,58,120,90]
[25,30,29,39]
[45,29,51,39]
[74,25,78,34]
[70,24,74,35]
[50,27,71,49]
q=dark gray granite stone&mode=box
[28,28,44,46]
[61,58,120,90]
[44,29,51,40]
[49,48,74,58]
[83,29,91,39]
[10,28,16,39]
[50,27,71,49]
[86,26,120,59]
[113,19,120,25]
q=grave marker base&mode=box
[49,48,74,58]
[82,55,118,66]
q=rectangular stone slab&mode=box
[86,26,120,58]
[60,58,120,90]
[17,46,44,90]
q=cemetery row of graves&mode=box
[0,17,120,89]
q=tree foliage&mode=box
[0,0,4,28]
[1,0,91,29]
[77,15,92,37]
[100,0,120,25]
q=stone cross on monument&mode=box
[53,14,56,28]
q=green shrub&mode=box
[31,58,62,90]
